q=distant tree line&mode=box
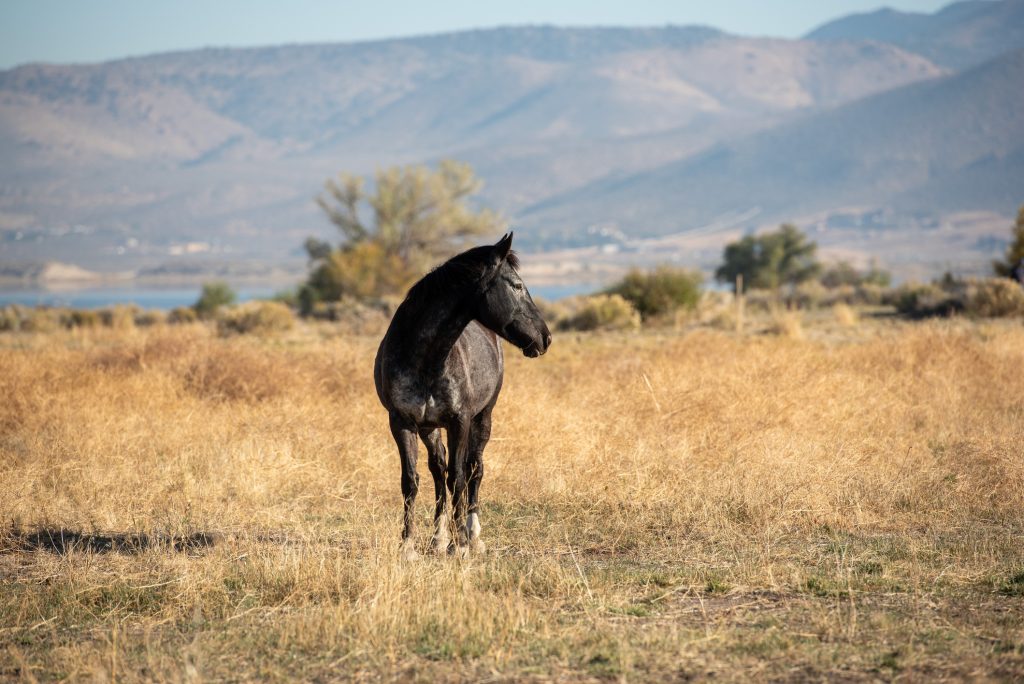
[290,159,1023,326]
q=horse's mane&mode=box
[401,246,520,310]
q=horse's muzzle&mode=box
[522,331,552,357]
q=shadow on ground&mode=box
[1,527,219,555]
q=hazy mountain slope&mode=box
[520,49,1024,238]
[0,26,947,267]
[806,0,1024,69]
[0,28,940,165]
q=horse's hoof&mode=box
[429,537,449,555]
[400,544,419,562]
[447,543,470,559]
[469,538,486,554]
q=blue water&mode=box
[0,286,281,311]
[0,282,599,310]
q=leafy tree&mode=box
[820,259,891,288]
[303,160,503,309]
[715,224,820,293]
[993,204,1024,280]
[605,266,702,321]
[193,281,236,319]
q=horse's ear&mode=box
[493,232,513,261]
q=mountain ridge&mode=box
[0,2,1021,277]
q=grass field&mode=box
[1,316,1023,681]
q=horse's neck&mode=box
[391,295,475,374]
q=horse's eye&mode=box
[512,282,524,291]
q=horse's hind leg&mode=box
[420,428,449,554]
[466,407,492,554]
[389,414,419,561]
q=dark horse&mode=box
[374,233,551,559]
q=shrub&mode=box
[855,283,889,306]
[531,297,572,331]
[892,276,1024,319]
[98,305,138,330]
[217,301,295,336]
[820,260,891,289]
[134,309,167,327]
[606,266,701,321]
[0,306,21,331]
[194,282,237,319]
[560,294,640,332]
[271,288,299,308]
[791,280,827,310]
[65,309,101,329]
[893,282,964,318]
[965,278,1024,318]
[306,297,392,335]
[168,306,199,325]
[21,308,60,333]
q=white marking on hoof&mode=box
[467,512,481,539]
[429,533,449,555]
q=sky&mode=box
[1,0,953,69]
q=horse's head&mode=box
[475,233,552,357]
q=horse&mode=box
[374,233,552,559]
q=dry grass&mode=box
[2,317,1023,681]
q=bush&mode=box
[559,294,640,331]
[855,283,889,306]
[217,301,295,336]
[134,309,166,327]
[965,278,1024,318]
[791,280,828,309]
[305,297,392,335]
[21,308,60,333]
[98,305,138,330]
[531,297,572,331]
[194,282,236,319]
[65,309,101,329]
[168,306,199,325]
[606,266,701,321]
[0,306,21,331]
[890,276,1024,319]
[893,282,964,318]
[820,260,891,289]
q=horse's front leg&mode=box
[420,428,449,554]
[389,413,420,561]
[466,408,492,554]
[445,417,471,555]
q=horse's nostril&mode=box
[544,333,552,349]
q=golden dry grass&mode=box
[1,318,1023,681]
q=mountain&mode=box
[520,48,1024,239]
[806,0,1024,69]
[0,26,944,269]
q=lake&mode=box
[0,282,601,310]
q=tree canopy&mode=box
[993,204,1024,280]
[715,224,820,292]
[301,160,503,309]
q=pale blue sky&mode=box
[1,0,952,69]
